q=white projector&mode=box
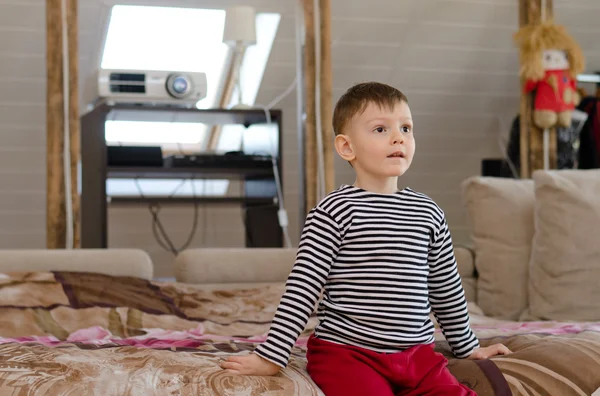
[97,69,208,106]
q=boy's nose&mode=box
[391,130,403,145]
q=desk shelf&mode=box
[107,166,274,180]
[109,196,276,205]
[81,104,283,249]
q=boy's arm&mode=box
[427,214,480,359]
[253,207,341,368]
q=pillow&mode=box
[526,169,600,321]
[454,246,476,302]
[461,177,535,320]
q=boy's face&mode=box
[335,100,415,179]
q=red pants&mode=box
[306,335,476,396]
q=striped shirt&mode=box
[254,185,479,368]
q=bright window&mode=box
[105,121,207,145]
[107,179,229,197]
[101,5,228,109]
[215,123,279,155]
[228,12,282,107]
[219,12,281,153]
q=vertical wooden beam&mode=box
[526,0,557,173]
[528,0,545,175]
[47,0,80,248]
[529,119,545,176]
[47,0,65,249]
[68,0,80,249]
[303,0,317,212]
[518,96,531,178]
[518,0,528,26]
[543,0,557,170]
[527,0,541,24]
[319,0,335,194]
[544,0,553,19]
[518,0,532,178]
[518,0,558,178]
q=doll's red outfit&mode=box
[524,69,577,112]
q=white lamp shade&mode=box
[223,6,257,46]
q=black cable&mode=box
[168,178,188,198]
[133,178,177,254]
[201,192,208,246]
[134,179,177,254]
[176,178,200,252]
[149,204,178,254]
[134,178,201,256]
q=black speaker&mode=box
[243,204,283,248]
[481,158,512,178]
[107,146,163,167]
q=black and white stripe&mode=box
[254,185,479,368]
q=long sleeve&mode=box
[427,215,479,359]
[254,207,341,368]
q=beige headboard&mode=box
[0,249,154,280]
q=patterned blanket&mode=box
[0,271,599,395]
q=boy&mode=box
[221,82,510,395]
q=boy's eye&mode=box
[375,127,385,133]
[402,126,411,133]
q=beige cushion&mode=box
[462,177,535,320]
[175,248,297,284]
[0,249,154,280]
[526,169,600,321]
[455,246,477,302]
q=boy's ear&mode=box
[334,134,355,162]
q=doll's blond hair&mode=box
[514,20,585,81]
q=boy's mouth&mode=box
[387,151,405,158]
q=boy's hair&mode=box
[333,82,408,136]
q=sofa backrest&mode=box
[0,249,154,280]
[174,247,478,301]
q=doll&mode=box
[514,21,585,129]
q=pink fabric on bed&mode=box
[1,321,599,351]
[68,326,112,342]
[469,321,600,335]
[0,326,310,350]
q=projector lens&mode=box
[172,77,188,93]
[166,74,192,98]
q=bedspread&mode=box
[0,271,599,395]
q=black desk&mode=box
[80,104,283,249]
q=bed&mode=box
[1,249,600,395]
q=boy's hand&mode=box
[467,344,512,360]
[219,353,280,376]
